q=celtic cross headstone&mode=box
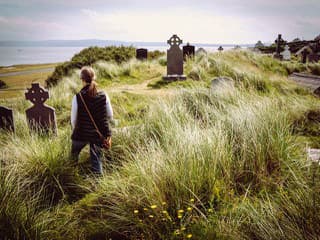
[218,46,224,52]
[0,106,14,132]
[163,34,186,81]
[25,83,57,133]
[274,34,285,59]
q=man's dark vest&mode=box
[71,86,111,143]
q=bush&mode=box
[0,79,7,89]
[148,50,165,60]
[46,46,136,87]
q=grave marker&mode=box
[302,48,309,63]
[0,106,14,132]
[281,45,291,61]
[163,34,186,81]
[274,34,285,59]
[183,43,195,61]
[308,53,320,63]
[196,48,207,55]
[136,48,148,60]
[25,83,57,133]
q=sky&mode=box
[0,0,319,44]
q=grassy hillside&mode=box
[0,63,56,98]
[1,50,320,240]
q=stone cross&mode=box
[281,45,291,61]
[136,48,148,60]
[25,83,57,133]
[302,49,309,64]
[183,43,195,61]
[163,34,186,81]
[0,106,14,132]
[218,46,224,52]
[274,34,285,59]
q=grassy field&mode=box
[0,63,57,98]
[1,50,320,240]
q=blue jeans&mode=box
[71,140,104,174]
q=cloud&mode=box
[80,8,255,43]
[0,0,319,42]
[0,16,73,40]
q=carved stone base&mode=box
[163,75,187,81]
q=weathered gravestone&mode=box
[136,48,148,60]
[183,43,195,61]
[25,83,57,133]
[211,77,234,89]
[281,45,291,61]
[0,106,14,132]
[218,46,224,52]
[302,48,309,64]
[274,34,285,60]
[163,34,186,81]
[196,48,207,55]
[308,53,320,63]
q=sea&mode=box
[0,45,235,67]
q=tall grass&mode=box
[1,50,320,239]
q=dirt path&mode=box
[0,67,54,77]
[289,73,320,91]
[105,76,177,97]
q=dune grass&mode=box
[1,50,320,239]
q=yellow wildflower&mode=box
[187,207,192,211]
[162,201,166,205]
[181,227,186,231]
[187,234,192,238]
[190,198,195,203]
[178,215,182,219]
[143,208,148,211]
[134,210,139,214]
[208,208,213,213]
[178,209,184,214]
[150,205,157,209]
[149,215,154,218]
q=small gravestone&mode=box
[274,34,285,60]
[163,34,186,81]
[183,43,195,61]
[196,48,207,55]
[218,46,224,52]
[136,48,148,60]
[25,83,57,133]
[308,53,320,63]
[281,45,291,61]
[302,49,309,63]
[0,106,14,132]
[211,77,234,89]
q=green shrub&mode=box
[46,46,135,87]
[0,79,7,89]
[148,50,165,60]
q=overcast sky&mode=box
[0,0,319,44]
